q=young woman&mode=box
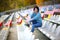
[26,6,42,32]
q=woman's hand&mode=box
[26,19,30,24]
[26,19,33,23]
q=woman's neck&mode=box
[35,12,39,14]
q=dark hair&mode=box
[33,6,39,12]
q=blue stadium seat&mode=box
[48,6,53,11]
[40,7,47,13]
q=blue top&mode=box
[30,12,42,24]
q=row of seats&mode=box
[16,4,60,20]
[18,4,60,14]
[4,13,14,27]
[38,16,60,40]
[38,4,60,40]
[50,15,60,22]
[0,15,10,28]
[0,13,14,40]
[40,4,60,13]
[44,15,60,24]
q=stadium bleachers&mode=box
[0,13,14,40]
[0,4,60,40]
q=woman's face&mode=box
[34,8,38,13]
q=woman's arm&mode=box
[30,13,41,21]
[31,13,34,18]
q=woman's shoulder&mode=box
[38,12,40,14]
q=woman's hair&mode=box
[33,6,39,12]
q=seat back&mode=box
[50,15,56,20]
[56,15,60,22]
[47,22,53,31]
[55,26,60,36]
[44,21,50,28]
[51,24,57,33]
[42,20,47,28]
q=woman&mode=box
[27,6,42,32]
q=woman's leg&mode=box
[31,23,42,32]
[31,25,35,32]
